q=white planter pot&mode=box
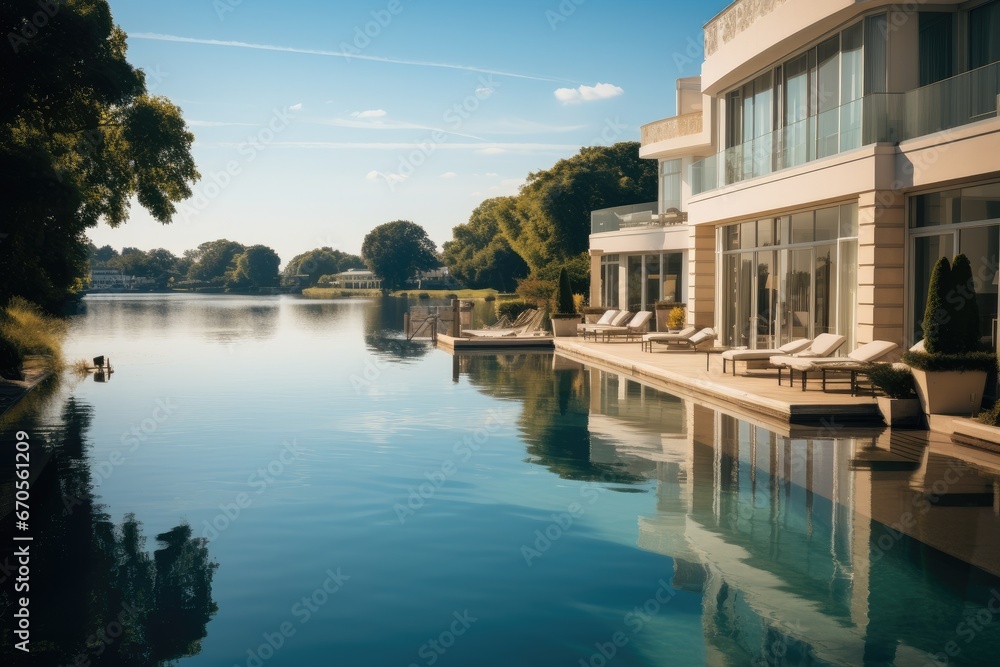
[875,397,923,427]
[911,369,987,416]
[551,316,581,337]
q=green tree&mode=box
[555,267,576,314]
[949,254,981,353]
[230,245,280,290]
[91,244,120,267]
[283,247,365,286]
[187,240,245,283]
[504,142,657,271]
[921,257,953,353]
[442,197,528,291]
[361,220,438,291]
[0,0,198,308]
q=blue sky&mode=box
[88,0,730,265]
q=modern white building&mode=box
[592,0,1000,354]
[328,269,382,290]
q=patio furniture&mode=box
[774,340,898,391]
[768,333,847,386]
[596,311,653,342]
[642,327,715,352]
[720,338,812,375]
[579,310,634,339]
[463,310,546,338]
[639,326,697,350]
[577,309,619,332]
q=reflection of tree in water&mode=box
[460,353,645,485]
[1,398,218,666]
[363,297,430,363]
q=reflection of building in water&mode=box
[584,368,1000,665]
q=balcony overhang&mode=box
[640,103,716,160]
[702,0,965,97]
[687,143,897,226]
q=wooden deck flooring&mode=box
[554,338,883,425]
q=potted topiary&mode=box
[901,255,997,415]
[868,364,921,427]
[550,267,582,337]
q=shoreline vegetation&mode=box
[301,288,509,300]
[0,298,66,420]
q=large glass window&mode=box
[970,0,1000,70]
[659,160,682,213]
[627,256,643,312]
[644,255,661,308]
[920,13,955,86]
[721,204,858,348]
[910,182,1000,347]
[601,255,620,308]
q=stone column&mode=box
[689,224,717,328]
[857,190,906,349]
[589,249,602,307]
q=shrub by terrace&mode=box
[867,364,917,399]
[496,300,531,322]
[901,254,997,373]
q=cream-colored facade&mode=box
[592,0,1000,353]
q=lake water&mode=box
[3,294,1000,666]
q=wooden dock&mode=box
[436,333,554,351]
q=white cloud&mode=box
[186,119,258,127]
[366,170,407,184]
[475,86,496,99]
[352,109,386,118]
[485,172,499,177]
[289,103,303,111]
[476,147,507,155]
[440,171,458,179]
[554,82,624,105]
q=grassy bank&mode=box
[0,297,66,380]
[301,287,382,299]
[390,289,499,299]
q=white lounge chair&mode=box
[720,338,812,375]
[580,311,634,339]
[463,310,545,338]
[775,340,899,392]
[642,327,715,352]
[596,311,653,342]
[640,326,697,350]
[577,309,619,332]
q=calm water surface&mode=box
[3,293,1000,666]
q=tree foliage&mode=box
[441,197,528,292]
[0,0,198,308]
[555,267,576,314]
[949,253,981,353]
[230,245,280,290]
[361,220,438,291]
[442,142,656,299]
[921,257,952,354]
[283,247,365,286]
[187,240,246,283]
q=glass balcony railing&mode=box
[691,62,1000,195]
[590,202,660,234]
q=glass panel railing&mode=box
[590,202,659,234]
[689,62,1000,196]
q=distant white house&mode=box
[328,269,382,290]
[89,268,157,291]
